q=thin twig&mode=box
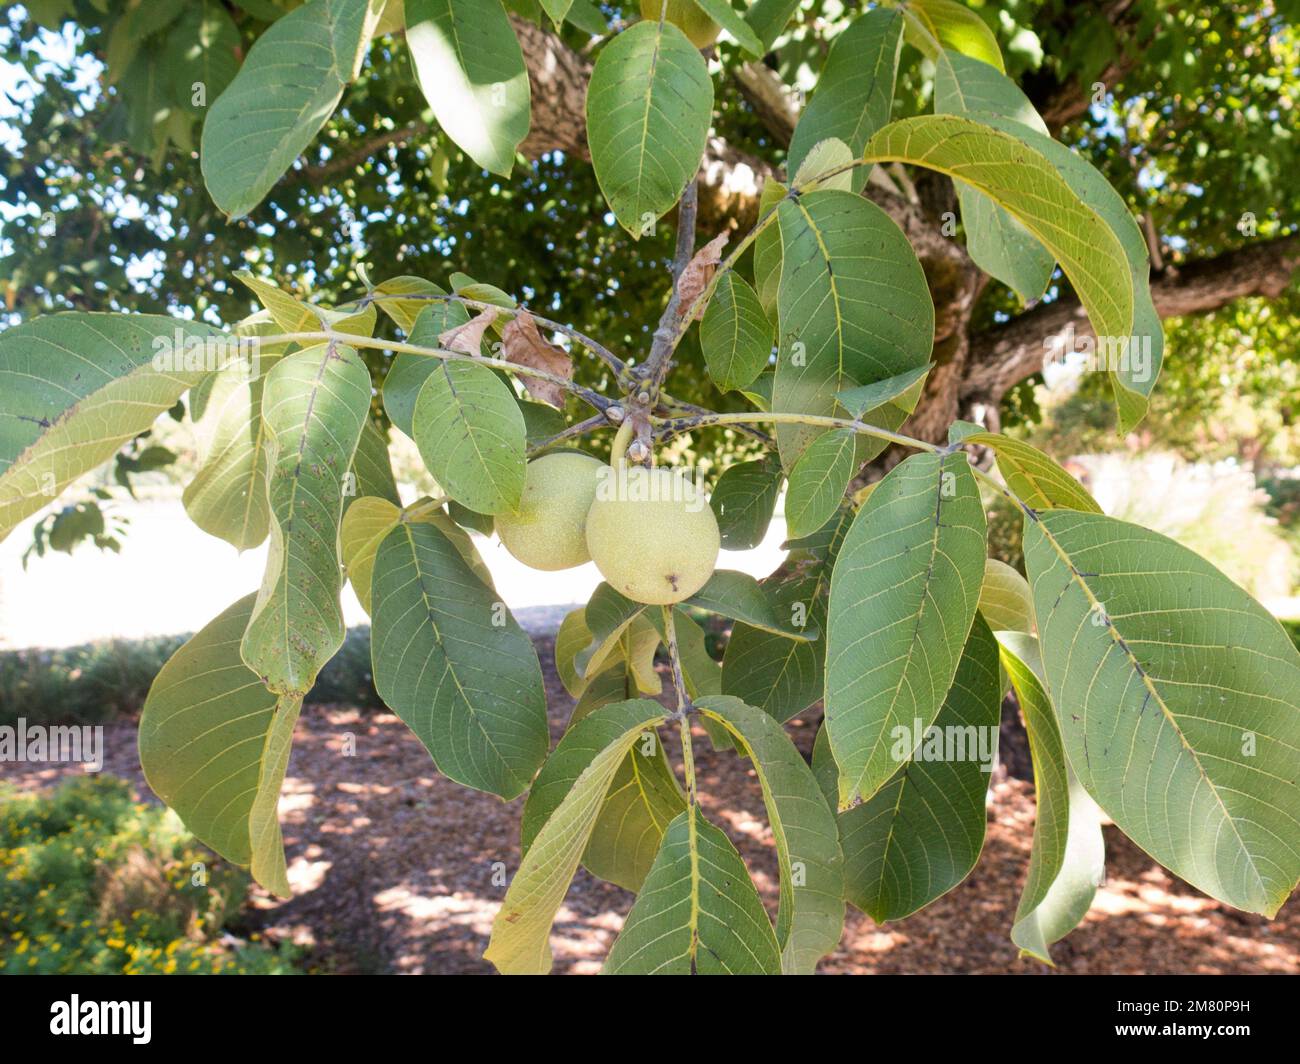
[678,717,697,806]
[401,495,449,521]
[640,177,701,398]
[653,410,941,455]
[529,413,608,454]
[360,291,628,378]
[254,330,615,414]
[662,606,689,717]
[671,180,699,283]
[657,194,784,363]
[656,394,774,446]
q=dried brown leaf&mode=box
[501,311,574,409]
[677,231,730,320]
[438,306,499,355]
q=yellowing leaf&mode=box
[140,595,302,898]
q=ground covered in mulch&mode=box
[4,635,1295,975]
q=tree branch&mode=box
[300,123,422,183]
[511,16,769,228]
[962,234,1300,403]
[1022,0,1146,133]
[733,61,799,145]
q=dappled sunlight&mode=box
[4,680,1295,973]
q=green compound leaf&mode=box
[753,178,786,320]
[967,113,1164,431]
[412,358,526,515]
[168,0,241,106]
[864,116,1136,405]
[965,432,1102,513]
[339,495,401,614]
[997,632,1105,963]
[700,271,773,393]
[978,557,1035,633]
[406,0,531,176]
[347,419,400,511]
[904,0,1004,71]
[370,520,548,799]
[690,0,764,56]
[815,616,1001,922]
[825,451,987,808]
[710,457,783,550]
[934,49,1056,303]
[530,668,685,893]
[744,0,801,51]
[0,313,220,543]
[200,0,378,218]
[241,343,371,695]
[722,506,852,722]
[787,8,903,191]
[586,20,713,237]
[784,427,859,541]
[383,297,468,438]
[1023,509,1300,917]
[487,698,670,974]
[235,270,373,337]
[370,274,444,332]
[834,363,931,420]
[772,189,934,468]
[700,696,844,974]
[575,582,646,679]
[183,318,286,550]
[603,805,781,975]
[688,568,818,641]
[140,594,302,898]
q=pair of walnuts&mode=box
[496,450,720,605]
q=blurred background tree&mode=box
[1,0,1297,561]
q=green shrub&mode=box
[0,775,300,974]
[0,626,385,727]
[0,636,187,727]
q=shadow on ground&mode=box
[3,635,1295,975]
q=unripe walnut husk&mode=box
[586,465,720,605]
[495,451,604,571]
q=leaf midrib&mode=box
[1030,514,1267,903]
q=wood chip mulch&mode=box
[3,635,1295,975]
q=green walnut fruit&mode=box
[639,0,720,50]
[496,451,605,571]
[586,465,720,605]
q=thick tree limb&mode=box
[733,61,799,144]
[512,14,1300,452]
[962,234,1300,404]
[302,123,422,183]
[1023,0,1146,133]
